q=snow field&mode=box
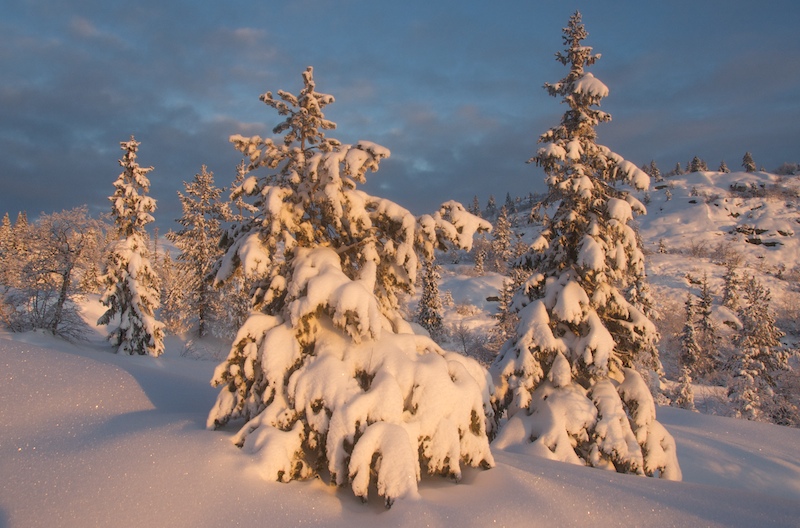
[2,333,799,526]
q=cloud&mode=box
[1,0,799,231]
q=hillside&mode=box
[430,170,800,417]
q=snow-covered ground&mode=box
[3,169,800,526]
[2,325,799,527]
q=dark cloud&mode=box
[1,0,799,231]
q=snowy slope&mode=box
[2,331,799,527]
[637,170,800,271]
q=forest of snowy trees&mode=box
[1,11,799,507]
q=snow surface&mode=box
[2,323,800,526]
[4,170,800,525]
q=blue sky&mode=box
[1,1,799,229]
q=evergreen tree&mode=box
[14,211,28,236]
[207,67,494,506]
[626,234,665,400]
[649,160,662,182]
[491,269,524,350]
[160,250,188,334]
[416,258,444,342]
[473,237,488,276]
[504,192,516,214]
[230,159,259,221]
[721,259,741,311]
[689,156,708,172]
[469,195,482,217]
[489,206,513,272]
[680,292,702,375]
[696,271,719,374]
[718,160,730,173]
[728,275,789,421]
[673,162,684,176]
[485,195,497,218]
[491,12,680,480]
[742,152,756,173]
[166,166,230,338]
[97,137,165,357]
[675,364,696,412]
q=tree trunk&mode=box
[51,265,72,335]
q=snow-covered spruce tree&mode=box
[697,272,719,374]
[649,160,662,182]
[474,239,487,276]
[489,206,513,272]
[485,195,497,218]
[680,292,703,377]
[721,259,741,312]
[97,137,165,357]
[159,250,188,334]
[742,151,757,173]
[675,365,696,412]
[207,67,494,507]
[718,160,730,173]
[469,195,482,217]
[504,192,517,214]
[416,258,444,342]
[166,166,231,338]
[491,269,524,351]
[728,274,789,421]
[490,12,680,479]
[689,156,708,173]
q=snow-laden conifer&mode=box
[469,195,482,217]
[676,365,696,412]
[728,275,790,421]
[97,137,165,357]
[689,156,708,173]
[697,272,719,374]
[721,259,741,312]
[416,259,444,342]
[742,152,757,173]
[491,12,680,480]
[474,241,487,276]
[485,195,497,218]
[491,270,523,350]
[166,166,230,337]
[504,193,517,214]
[680,293,702,376]
[207,67,493,507]
[649,160,662,182]
[490,206,513,272]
